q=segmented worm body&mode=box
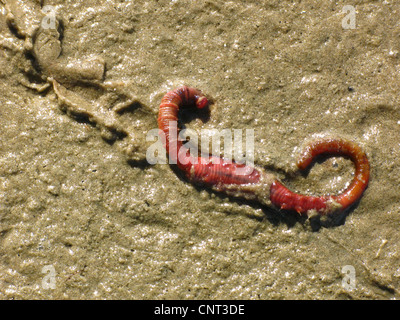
[158,86,370,215]
[269,138,370,213]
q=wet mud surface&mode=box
[1,0,400,299]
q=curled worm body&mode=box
[158,86,370,216]
[269,138,370,213]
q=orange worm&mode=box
[158,86,370,215]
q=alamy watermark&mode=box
[41,265,56,289]
[342,5,356,30]
[146,121,255,175]
[341,265,356,291]
[41,5,56,30]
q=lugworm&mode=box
[158,86,370,215]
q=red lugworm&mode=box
[158,86,370,215]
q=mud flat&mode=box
[0,0,399,299]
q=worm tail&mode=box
[270,138,370,215]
